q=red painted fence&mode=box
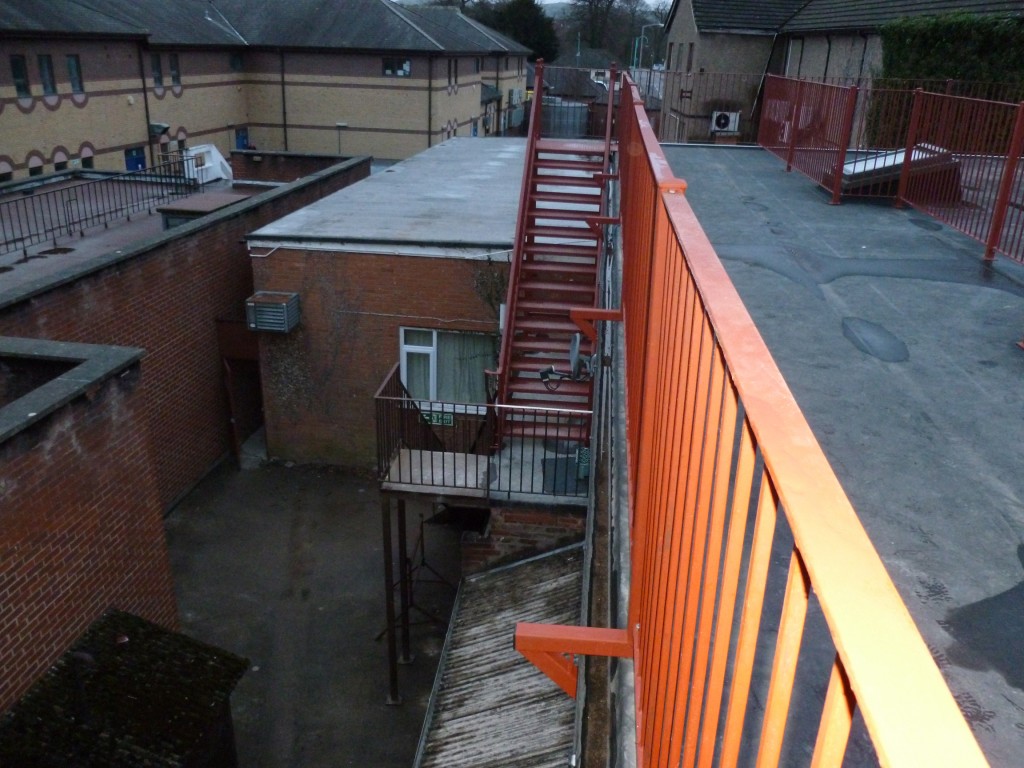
[760,75,1024,263]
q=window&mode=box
[400,328,496,404]
[54,160,68,171]
[447,58,458,85]
[67,54,84,93]
[229,52,243,72]
[383,57,410,77]
[169,53,180,86]
[81,155,94,169]
[0,171,11,183]
[10,55,30,97]
[475,57,481,74]
[151,53,163,87]
[38,55,56,95]
[685,43,694,74]
[29,165,43,177]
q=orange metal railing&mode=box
[618,75,987,767]
[518,75,988,767]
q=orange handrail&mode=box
[617,75,987,766]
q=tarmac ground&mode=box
[165,461,461,768]
[663,144,1024,766]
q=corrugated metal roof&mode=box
[414,545,583,768]
[692,0,810,33]
[0,0,530,52]
[782,0,1024,33]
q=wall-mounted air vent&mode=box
[710,111,741,134]
[246,291,300,333]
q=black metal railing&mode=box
[0,154,199,255]
[375,364,591,502]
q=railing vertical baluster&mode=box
[830,85,859,205]
[785,79,805,172]
[896,89,925,208]
[984,101,1024,261]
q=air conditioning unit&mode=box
[246,291,300,333]
[710,111,741,134]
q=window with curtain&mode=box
[400,328,496,405]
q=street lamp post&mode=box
[637,23,663,97]
[637,22,663,73]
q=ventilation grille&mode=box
[245,291,300,333]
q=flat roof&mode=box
[0,178,256,307]
[247,138,526,259]
[663,144,1024,767]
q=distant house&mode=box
[0,0,530,180]
[659,0,1023,142]
[664,0,1024,83]
[777,0,1024,81]
[662,1,804,79]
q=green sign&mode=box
[423,412,454,427]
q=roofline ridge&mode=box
[64,0,149,34]
[455,12,512,51]
[378,0,445,51]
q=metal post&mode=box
[896,88,924,208]
[397,498,413,663]
[785,80,805,172]
[380,495,402,705]
[984,102,1024,261]
[830,85,859,205]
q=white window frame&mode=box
[399,327,494,413]
[400,327,438,401]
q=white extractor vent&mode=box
[246,291,300,333]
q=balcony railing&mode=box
[0,154,198,256]
[375,364,590,506]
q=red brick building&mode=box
[247,138,523,467]
[0,155,368,709]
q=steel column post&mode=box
[380,495,401,705]
[984,101,1024,261]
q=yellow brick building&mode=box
[0,0,529,180]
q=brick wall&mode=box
[0,158,370,509]
[460,507,586,574]
[0,362,177,711]
[252,249,506,467]
[230,150,359,182]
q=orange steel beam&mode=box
[570,307,623,342]
[514,623,632,699]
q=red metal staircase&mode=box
[493,62,617,440]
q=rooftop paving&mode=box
[663,144,1024,766]
[247,138,525,259]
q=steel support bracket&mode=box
[570,307,623,343]
[514,623,632,698]
[586,215,620,236]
